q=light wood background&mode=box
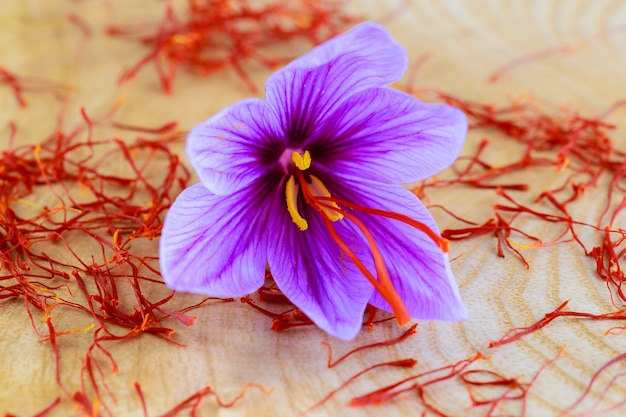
[1,1,626,416]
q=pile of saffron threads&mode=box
[0,88,246,414]
[108,0,355,93]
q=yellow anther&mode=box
[309,175,343,222]
[291,150,311,171]
[286,176,308,231]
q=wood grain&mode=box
[1,1,626,416]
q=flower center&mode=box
[283,150,450,328]
[285,150,342,231]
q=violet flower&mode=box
[159,22,467,340]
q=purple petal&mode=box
[281,22,406,78]
[329,176,467,321]
[265,23,407,147]
[266,202,375,340]
[186,98,284,195]
[159,183,270,296]
[313,87,467,184]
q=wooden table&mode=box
[2,1,626,416]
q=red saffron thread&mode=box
[0,67,70,106]
[322,323,418,368]
[158,383,273,417]
[298,359,417,416]
[559,351,626,417]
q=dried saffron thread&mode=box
[0,67,70,107]
[31,397,62,417]
[488,299,626,350]
[321,323,418,368]
[66,12,92,60]
[559,351,626,417]
[297,359,418,417]
[489,300,571,348]
[308,358,417,416]
[461,345,565,417]
[572,372,626,416]
[45,317,69,397]
[461,369,528,415]
[519,346,566,417]
[428,92,624,177]
[347,351,489,411]
[157,383,273,417]
[134,382,149,417]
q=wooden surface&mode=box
[1,1,626,416]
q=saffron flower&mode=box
[159,22,468,340]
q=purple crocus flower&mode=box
[159,22,467,340]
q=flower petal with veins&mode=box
[160,22,468,340]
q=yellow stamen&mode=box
[291,150,311,171]
[309,175,343,222]
[286,176,308,231]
